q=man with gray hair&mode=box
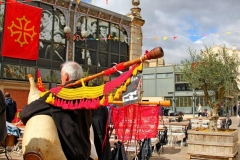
[20,61,93,160]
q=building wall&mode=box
[142,46,240,114]
[3,89,28,109]
[142,65,208,114]
[0,1,144,108]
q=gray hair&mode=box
[61,61,83,80]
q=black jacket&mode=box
[92,106,111,160]
[20,83,93,160]
[5,97,17,123]
[0,90,7,143]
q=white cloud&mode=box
[88,0,240,64]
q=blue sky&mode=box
[80,0,240,64]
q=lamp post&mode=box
[192,89,196,117]
[63,26,71,40]
[81,30,88,47]
[168,92,175,112]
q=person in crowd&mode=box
[221,118,226,129]
[233,104,237,116]
[5,92,17,123]
[219,101,225,116]
[197,103,202,117]
[45,30,65,61]
[226,116,232,129]
[237,102,240,117]
[20,61,93,160]
[202,109,208,117]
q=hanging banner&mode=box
[122,72,142,105]
[111,104,159,141]
[1,1,42,60]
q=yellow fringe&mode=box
[117,87,122,96]
[45,93,53,103]
[40,91,49,97]
[100,96,105,105]
[137,63,143,71]
[125,78,131,85]
[50,96,55,105]
[108,93,113,103]
[122,84,127,92]
[132,67,138,76]
[114,90,119,100]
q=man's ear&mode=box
[66,74,70,81]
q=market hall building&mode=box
[0,0,145,109]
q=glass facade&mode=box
[0,2,129,84]
[157,73,173,78]
[74,16,129,75]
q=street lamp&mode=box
[81,30,88,47]
[63,26,71,40]
[168,92,175,112]
[192,89,196,117]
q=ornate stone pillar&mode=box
[127,0,145,60]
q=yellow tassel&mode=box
[132,67,138,76]
[117,87,122,95]
[114,91,119,100]
[100,97,105,105]
[40,91,49,97]
[50,96,55,105]
[122,84,127,92]
[45,93,53,103]
[125,78,131,85]
[108,93,113,103]
[137,63,143,71]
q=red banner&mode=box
[111,104,159,141]
[37,68,45,92]
[1,1,42,60]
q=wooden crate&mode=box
[187,129,238,160]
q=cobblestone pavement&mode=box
[1,115,240,160]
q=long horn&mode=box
[66,46,164,87]
[27,74,41,104]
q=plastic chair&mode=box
[168,125,185,147]
[190,119,201,129]
[201,119,209,128]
